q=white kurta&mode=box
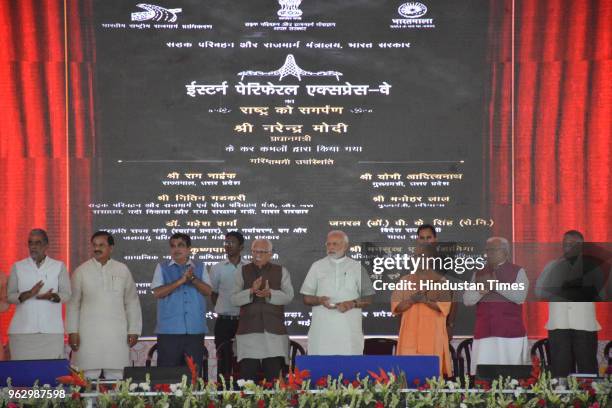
[300,256,375,355]
[463,266,530,374]
[231,266,294,363]
[66,259,142,371]
[6,256,71,360]
[7,256,71,334]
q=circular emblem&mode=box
[398,2,428,18]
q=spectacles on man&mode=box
[485,247,504,252]
[251,249,271,255]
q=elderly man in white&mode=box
[231,239,294,381]
[300,230,375,355]
[7,229,71,360]
[464,237,530,374]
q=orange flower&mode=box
[289,367,310,386]
[367,368,390,385]
[57,368,88,387]
[185,354,198,386]
[280,367,310,390]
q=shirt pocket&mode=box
[109,274,126,293]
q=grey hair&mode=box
[487,236,510,257]
[328,230,349,245]
[251,239,273,252]
[29,228,49,244]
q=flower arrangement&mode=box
[1,364,609,408]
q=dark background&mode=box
[91,0,490,336]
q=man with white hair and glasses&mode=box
[463,237,529,374]
[231,239,294,381]
[300,230,374,355]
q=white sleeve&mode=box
[495,268,529,304]
[463,272,484,306]
[268,267,294,306]
[299,264,318,296]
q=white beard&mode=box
[327,252,345,260]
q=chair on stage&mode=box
[145,343,158,368]
[215,339,239,381]
[456,338,473,384]
[288,340,306,371]
[146,342,209,380]
[449,343,460,380]
[213,339,305,382]
[604,341,612,375]
[363,338,397,355]
[530,338,551,369]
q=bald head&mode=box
[485,237,510,265]
[251,239,273,267]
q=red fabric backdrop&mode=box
[0,0,95,344]
[486,0,611,338]
[0,0,609,344]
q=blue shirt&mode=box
[151,259,211,334]
[210,258,247,316]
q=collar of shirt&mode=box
[222,258,247,267]
[92,258,113,269]
[253,262,271,271]
[169,259,195,267]
[330,256,347,264]
[28,256,48,269]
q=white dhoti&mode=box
[470,336,530,374]
[9,333,65,360]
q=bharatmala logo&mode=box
[131,4,183,22]
[398,2,428,18]
[391,1,435,29]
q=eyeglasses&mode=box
[251,250,271,255]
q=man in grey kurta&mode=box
[67,231,142,380]
[231,239,293,381]
[7,229,71,360]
